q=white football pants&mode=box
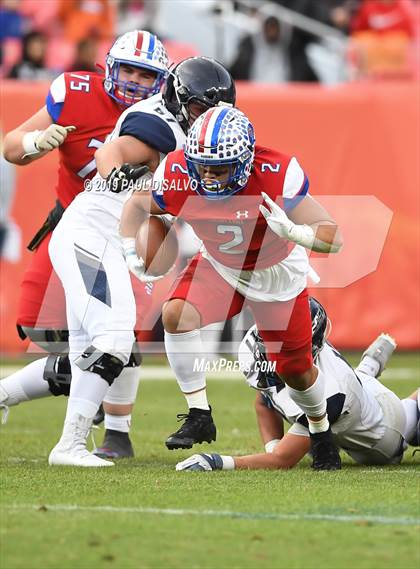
[49,205,136,365]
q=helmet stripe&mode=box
[147,33,155,59]
[198,107,217,148]
[135,31,144,56]
[210,107,230,150]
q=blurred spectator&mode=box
[272,0,356,82]
[58,0,114,42]
[117,0,159,35]
[7,30,55,80]
[0,0,26,41]
[350,0,417,77]
[351,0,416,35]
[329,1,361,33]
[20,0,60,37]
[229,15,290,82]
[68,37,98,72]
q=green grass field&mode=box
[1,353,419,569]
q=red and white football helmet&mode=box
[105,30,168,106]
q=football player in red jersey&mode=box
[120,106,344,470]
[1,31,168,458]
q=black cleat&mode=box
[310,428,341,470]
[166,407,217,450]
[93,429,135,459]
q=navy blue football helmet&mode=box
[309,296,328,359]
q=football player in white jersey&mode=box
[176,297,418,471]
[48,56,237,467]
[0,30,168,459]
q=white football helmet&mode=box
[105,30,168,106]
[184,107,255,199]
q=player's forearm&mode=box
[255,394,284,445]
[307,222,343,253]
[120,193,150,238]
[234,453,293,469]
[95,141,126,178]
[234,433,309,470]
[3,130,48,165]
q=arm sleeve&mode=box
[46,73,66,123]
[119,112,177,154]
[282,157,309,212]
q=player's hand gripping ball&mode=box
[135,216,178,277]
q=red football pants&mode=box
[167,254,313,376]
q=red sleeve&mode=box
[151,150,188,216]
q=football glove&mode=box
[107,164,150,193]
[22,125,76,157]
[122,237,163,283]
[259,192,315,247]
[175,453,223,471]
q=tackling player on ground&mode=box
[176,297,419,471]
[0,31,168,457]
[121,107,344,470]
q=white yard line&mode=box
[0,366,417,381]
[3,503,419,526]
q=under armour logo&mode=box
[236,210,249,219]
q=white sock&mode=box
[221,455,235,470]
[402,398,418,441]
[0,357,50,405]
[185,388,209,411]
[65,363,109,421]
[307,415,330,434]
[164,330,207,393]
[286,368,329,433]
[356,356,380,378]
[104,413,131,433]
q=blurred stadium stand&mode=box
[1,0,418,80]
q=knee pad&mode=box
[17,325,69,353]
[125,342,142,368]
[75,345,125,386]
[43,354,71,396]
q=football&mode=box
[135,216,179,277]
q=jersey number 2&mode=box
[217,225,244,254]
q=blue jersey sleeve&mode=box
[46,92,64,122]
[120,112,177,154]
[45,73,66,122]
